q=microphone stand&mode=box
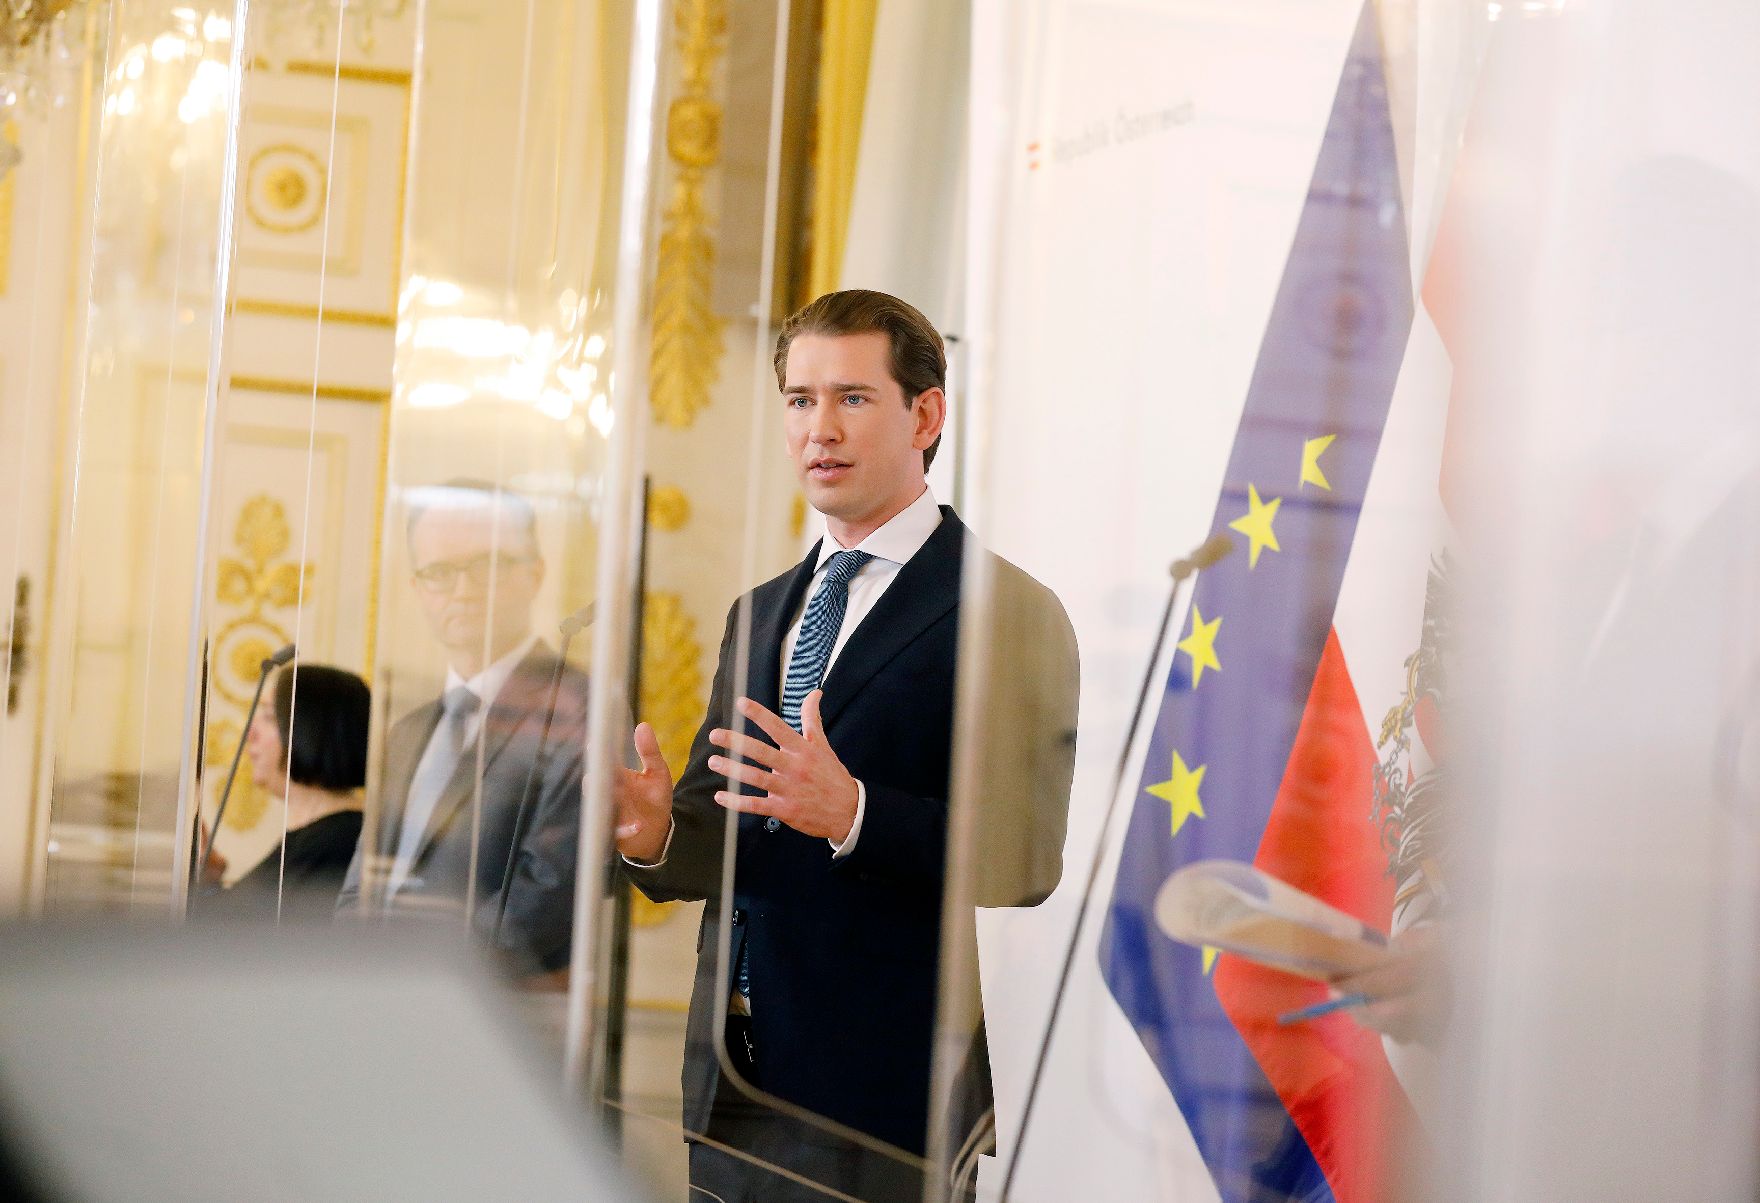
[492,602,596,946]
[996,534,1232,1201]
[197,645,295,892]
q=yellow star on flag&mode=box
[1228,483,1282,569]
[1147,751,1207,837]
[1176,604,1222,688]
[1301,434,1336,491]
[1203,946,1220,974]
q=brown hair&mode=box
[772,289,946,469]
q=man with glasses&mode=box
[338,479,588,978]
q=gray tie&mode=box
[388,686,481,895]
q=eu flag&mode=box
[1099,4,1421,1199]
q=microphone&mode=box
[559,601,596,640]
[1172,531,1234,580]
[493,606,596,943]
[198,643,296,889]
[998,534,1238,1198]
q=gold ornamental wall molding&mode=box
[244,141,329,235]
[647,484,691,532]
[205,495,316,831]
[631,590,706,929]
[640,590,705,776]
[648,0,727,431]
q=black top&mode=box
[207,809,363,923]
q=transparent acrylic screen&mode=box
[19,0,241,914]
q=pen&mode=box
[1277,992,1371,1025]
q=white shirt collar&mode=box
[445,633,540,705]
[814,484,941,571]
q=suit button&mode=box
[731,909,745,926]
[764,817,781,833]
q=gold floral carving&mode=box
[632,590,706,929]
[648,0,727,430]
[641,591,705,776]
[647,484,692,533]
[216,496,312,637]
[203,718,270,832]
[205,495,314,831]
[789,493,808,540]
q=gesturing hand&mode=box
[614,721,675,863]
[707,691,859,843]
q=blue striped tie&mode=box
[780,549,874,732]
[733,549,872,1011]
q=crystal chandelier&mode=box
[2,0,79,51]
[1,1,89,110]
[259,0,410,59]
[0,0,90,181]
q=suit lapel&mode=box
[411,644,557,869]
[747,543,823,714]
[381,700,441,851]
[818,509,964,729]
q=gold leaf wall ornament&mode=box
[244,143,328,236]
[647,484,692,533]
[648,0,728,430]
[633,590,706,929]
[207,495,313,831]
[203,718,271,832]
[216,496,314,638]
[640,591,705,777]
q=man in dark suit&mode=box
[617,291,1079,1201]
[339,481,587,977]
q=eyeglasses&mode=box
[411,553,534,593]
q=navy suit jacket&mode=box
[625,507,1079,1158]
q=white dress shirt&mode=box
[388,634,538,894]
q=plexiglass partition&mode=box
[951,0,1468,1199]
[20,0,247,913]
[562,4,1090,1199]
[15,1,1760,1200]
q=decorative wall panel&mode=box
[202,382,387,877]
[232,65,412,327]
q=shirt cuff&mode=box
[830,780,866,859]
[622,820,674,868]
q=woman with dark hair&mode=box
[207,663,371,920]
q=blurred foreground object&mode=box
[0,923,646,1202]
[1156,859,1388,980]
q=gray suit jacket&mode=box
[340,644,588,974]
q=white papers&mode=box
[1154,859,1388,981]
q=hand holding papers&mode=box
[1154,859,1388,981]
